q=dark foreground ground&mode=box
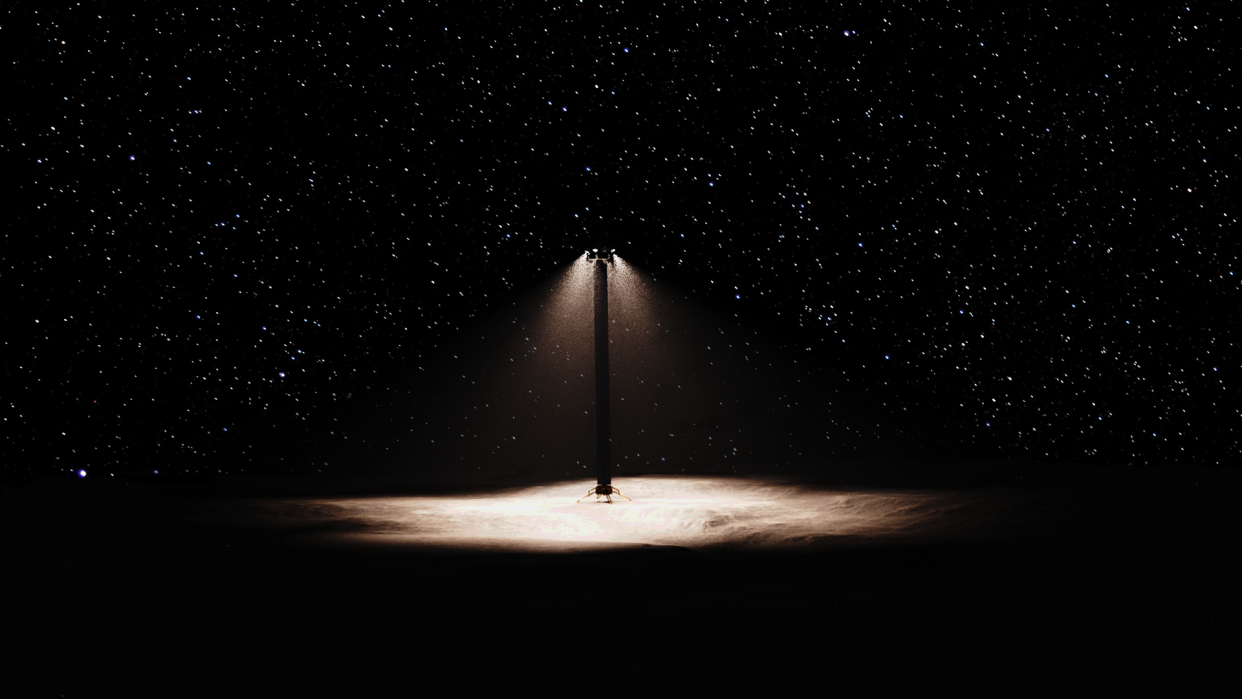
[5,462,1238,693]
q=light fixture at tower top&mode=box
[586,248,616,263]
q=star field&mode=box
[8,1,1238,480]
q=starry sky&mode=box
[9,1,1237,481]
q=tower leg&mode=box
[594,258,611,486]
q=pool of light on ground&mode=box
[185,475,1078,553]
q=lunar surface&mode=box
[6,467,1235,688]
[181,475,1080,554]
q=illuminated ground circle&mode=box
[188,475,1075,553]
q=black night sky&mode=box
[6,2,1240,686]
[10,2,1237,482]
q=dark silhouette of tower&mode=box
[592,250,612,486]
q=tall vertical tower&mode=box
[577,249,630,503]
[593,251,611,486]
